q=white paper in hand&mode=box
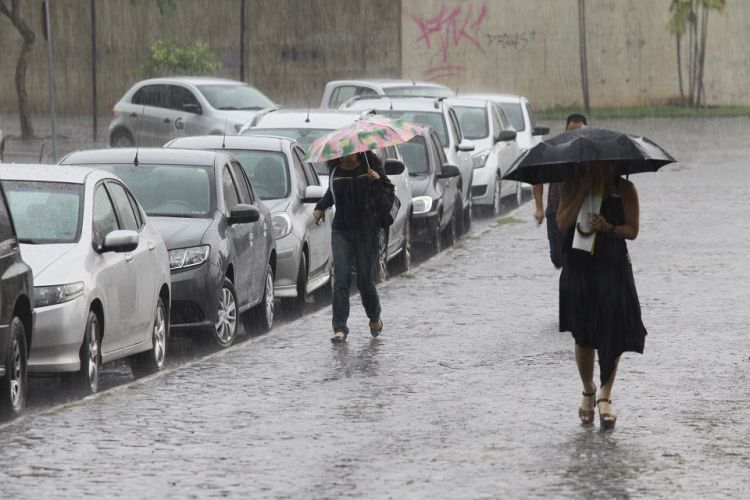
[572,191,603,254]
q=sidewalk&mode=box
[0,118,747,498]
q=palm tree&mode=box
[0,0,36,138]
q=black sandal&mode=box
[369,319,383,338]
[596,398,617,430]
[579,387,596,425]
[331,331,347,343]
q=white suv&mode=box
[108,77,275,147]
[341,96,475,234]
[465,94,549,152]
[320,79,454,109]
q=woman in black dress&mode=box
[557,161,647,429]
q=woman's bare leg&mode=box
[575,345,596,412]
[598,356,620,417]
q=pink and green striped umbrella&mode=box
[306,116,423,163]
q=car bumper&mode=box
[169,262,223,334]
[411,212,439,243]
[470,167,496,206]
[28,297,88,373]
[273,234,301,299]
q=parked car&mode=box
[447,97,523,213]
[108,77,276,147]
[465,94,549,152]
[0,175,33,416]
[242,109,414,278]
[397,126,462,254]
[320,79,454,109]
[60,148,275,349]
[0,164,170,395]
[342,96,475,235]
[165,135,330,310]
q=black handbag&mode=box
[370,180,400,228]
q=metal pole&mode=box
[43,0,58,161]
[91,0,97,142]
[240,0,246,82]
[578,0,590,114]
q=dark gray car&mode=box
[60,148,276,348]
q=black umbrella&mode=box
[503,127,676,184]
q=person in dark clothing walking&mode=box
[533,113,587,268]
[313,150,390,343]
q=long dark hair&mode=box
[327,150,382,171]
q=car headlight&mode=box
[271,212,292,239]
[34,282,84,308]
[169,245,210,270]
[411,196,434,215]
[472,150,491,169]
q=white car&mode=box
[320,79,454,109]
[242,109,414,278]
[0,165,171,395]
[108,77,276,147]
[465,94,549,152]
[447,97,523,213]
[341,96,475,234]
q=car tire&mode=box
[442,209,457,247]
[288,253,308,315]
[493,176,503,216]
[0,317,27,418]
[110,128,134,148]
[209,277,238,349]
[463,196,472,233]
[375,229,388,283]
[252,265,275,334]
[66,311,101,395]
[515,181,523,207]
[130,297,167,378]
[429,215,442,256]
[391,215,411,275]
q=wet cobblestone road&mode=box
[0,118,748,498]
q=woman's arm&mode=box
[556,180,587,232]
[315,187,334,211]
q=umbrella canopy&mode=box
[306,116,423,163]
[503,127,676,184]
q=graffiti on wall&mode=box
[486,31,536,51]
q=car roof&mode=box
[165,135,291,153]
[60,148,220,167]
[250,109,363,129]
[327,79,450,89]
[445,97,489,108]
[343,97,445,113]
[133,77,250,87]
[0,163,109,184]
[464,93,527,104]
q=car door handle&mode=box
[125,253,134,262]
[147,241,156,252]
[163,118,171,124]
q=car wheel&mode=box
[463,196,472,232]
[110,128,134,148]
[429,216,442,256]
[66,311,100,395]
[493,176,503,216]
[252,265,275,333]
[130,297,167,378]
[0,317,27,418]
[515,181,523,207]
[442,209,457,247]
[213,278,238,348]
[391,215,411,275]
[375,229,388,283]
[288,253,308,315]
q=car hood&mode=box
[263,198,290,214]
[408,175,430,197]
[150,216,213,249]
[20,243,77,281]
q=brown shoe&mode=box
[597,398,617,430]
[579,387,596,425]
[331,331,347,343]
[369,319,383,338]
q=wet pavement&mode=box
[0,117,749,498]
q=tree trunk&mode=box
[0,1,36,138]
[676,35,684,105]
[578,0,590,114]
[696,4,709,108]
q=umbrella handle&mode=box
[576,222,596,237]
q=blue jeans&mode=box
[546,213,563,269]
[331,229,381,334]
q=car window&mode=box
[169,85,200,112]
[525,102,538,128]
[3,181,84,244]
[330,86,357,108]
[453,106,489,140]
[447,108,463,143]
[357,86,378,97]
[378,110,448,146]
[107,182,139,231]
[222,166,241,211]
[397,136,430,175]
[295,148,320,186]
[93,185,120,248]
[430,132,447,165]
[124,188,144,228]
[230,161,254,204]
[220,150,290,200]
[197,84,274,111]
[291,149,309,193]
[0,190,14,243]
[498,102,525,131]
[244,127,330,150]
[132,84,168,108]
[492,104,510,130]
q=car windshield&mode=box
[224,150,290,200]
[497,102,525,131]
[245,127,331,150]
[197,84,274,111]
[93,164,213,218]
[397,136,430,175]
[385,86,453,98]
[378,110,448,146]
[454,106,489,140]
[3,180,83,244]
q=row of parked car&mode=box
[0,76,548,418]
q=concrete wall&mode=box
[401,0,750,109]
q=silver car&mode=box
[242,109,414,278]
[165,135,330,310]
[0,165,171,395]
[108,77,276,147]
[320,79,454,109]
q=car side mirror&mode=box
[228,204,260,225]
[183,103,202,114]
[301,185,326,204]
[456,139,475,152]
[532,126,550,136]
[100,230,139,253]
[437,164,461,179]
[495,130,517,143]
[384,158,405,176]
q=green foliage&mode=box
[138,38,221,78]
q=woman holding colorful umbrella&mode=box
[308,117,422,343]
